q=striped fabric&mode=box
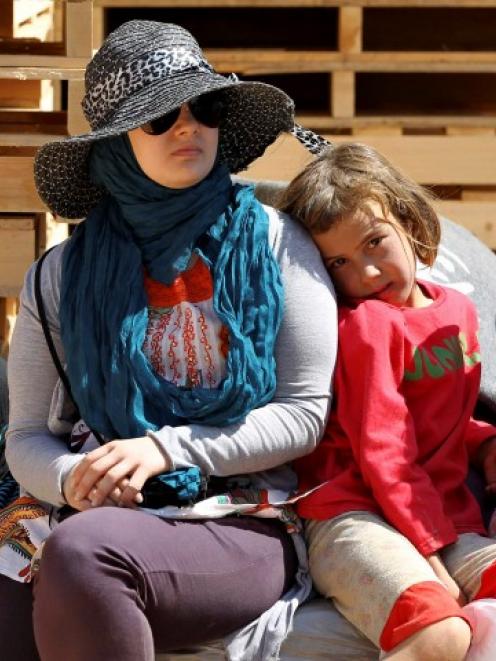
[0,425,19,510]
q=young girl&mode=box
[280,143,496,661]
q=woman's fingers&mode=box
[69,436,168,506]
[84,460,135,507]
[117,468,148,508]
[70,444,114,486]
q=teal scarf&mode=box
[59,135,284,439]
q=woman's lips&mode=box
[171,147,202,157]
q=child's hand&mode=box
[478,436,496,493]
[427,553,466,606]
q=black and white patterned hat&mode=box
[34,20,329,219]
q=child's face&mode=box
[312,200,427,308]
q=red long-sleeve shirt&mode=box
[296,280,496,556]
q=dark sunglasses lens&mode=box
[189,92,225,128]
[141,108,181,135]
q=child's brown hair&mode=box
[279,142,441,267]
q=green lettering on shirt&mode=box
[404,332,480,382]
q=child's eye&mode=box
[368,236,384,248]
[327,257,347,270]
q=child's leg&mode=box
[441,533,496,600]
[306,513,470,659]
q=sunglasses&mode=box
[140,91,226,136]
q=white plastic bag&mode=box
[464,599,496,660]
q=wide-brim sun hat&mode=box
[34,20,329,220]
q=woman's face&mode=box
[128,104,219,189]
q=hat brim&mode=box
[34,74,294,219]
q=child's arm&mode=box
[336,303,457,557]
[427,553,466,606]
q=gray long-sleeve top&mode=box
[6,205,337,506]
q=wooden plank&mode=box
[67,80,89,135]
[204,50,341,75]
[0,218,36,297]
[461,189,496,201]
[203,49,496,75]
[435,201,496,248]
[65,0,93,58]
[446,128,496,136]
[332,71,355,118]
[339,6,362,54]
[0,156,46,211]
[93,1,496,7]
[0,66,85,81]
[0,79,41,108]
[0,132,65,146]
[0,39,65,55]
[92,6,105,50]
[0,297,18,358]
[0,54,87,74]
[353,126,403,136]
[296,115,496,130]
[0,0,13,38]
[240,134,496,186]
[0,110,69,136]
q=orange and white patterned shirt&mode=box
[142,256,228,390]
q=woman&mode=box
[1,20,336,660]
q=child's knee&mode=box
[382,616,471,661]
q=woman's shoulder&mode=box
[21,239,69,312]
[261,203,330,270]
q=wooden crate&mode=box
[0,216,37,298]
[92,1,496,248]
[0,212,68,355]
[0,0,92,136]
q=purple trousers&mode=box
[0,508,297,660]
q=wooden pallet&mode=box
[0,1,87,353]
[0,0,92,136]
[91,0,496,247]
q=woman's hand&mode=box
[427,553,466,606]
[64,437,170,509]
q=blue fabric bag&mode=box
[141,467,207,509]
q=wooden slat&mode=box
[204,49,496,75]
[446,127,496,136]
[0,156,45,211]
[0,132,65,147]
[93,1,496,7]
[92,6,105,50]
[0,297,18,358]
[331,7,361,118]
[205,49,341,75]
[65,0,93,58]
[353,126,403,136]
[240,134,496,186]
[0,39,64,55]
[0,110,67,134]
[0,79,41,108]
[339,6,362,53]
[0,217,36,297]
[0,0,13,38]
[296,115,496,130]
[0,62,86,80]
[435,201,496,248]
[67,80,89,135]
[332,71,355,117]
